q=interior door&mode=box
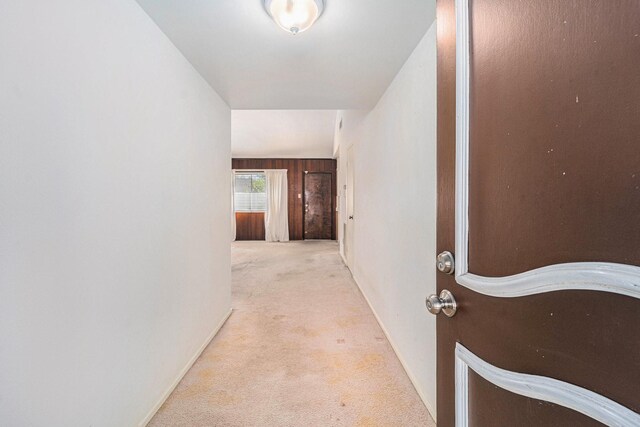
[345,146,355,266]
[435,0,640,426]
[304,171,333,240]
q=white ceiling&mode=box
[135,0,435,109]
[232,110,337,158]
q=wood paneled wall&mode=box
[235,212,265,241]
[233,158,337,241]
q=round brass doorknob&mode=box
[426,290,457,317]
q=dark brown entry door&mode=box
[304,172,333,240]
[436,0,640,426]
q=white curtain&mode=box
[264,170,289,242]
[231,170,236,242]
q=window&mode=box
[234,172,267,212]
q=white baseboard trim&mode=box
[340,251,348,266]
[349,271,437,422]
[139,308,234,426]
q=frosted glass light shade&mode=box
[265,0,324,35]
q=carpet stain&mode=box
[208,390,236,406]
[291,326,320,338]
[198,368,217,381]
[357,416,378,427]
[336,315,362,328]
[356,353,385,371]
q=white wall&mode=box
[0,1,231,426]
[232,110,337,158]
[335,22,438,418]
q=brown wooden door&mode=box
[304,172,333,240]
[436,0,640,425]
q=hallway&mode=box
[150,242,435,426]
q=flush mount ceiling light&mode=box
[264,0,325,35]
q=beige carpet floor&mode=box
[149,241,435,427]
